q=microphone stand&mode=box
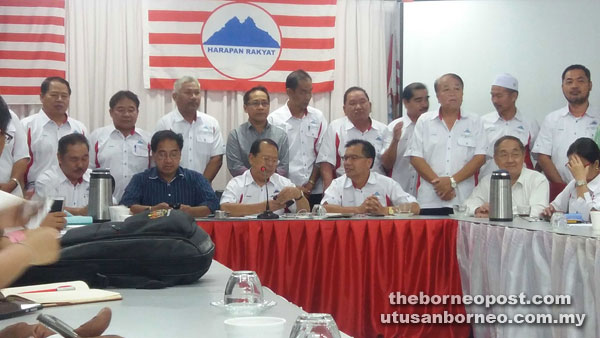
[257,166,279,219]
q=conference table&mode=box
[197,215,600,338]
[1,260,353,337]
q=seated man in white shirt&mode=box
[464,136,549,217]
[220,138,309,217]
[35,133,92,216]
[322,139,419,215]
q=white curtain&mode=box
[7,0,398,190]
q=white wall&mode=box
[403,0,600,122]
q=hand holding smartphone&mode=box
[49,197,65,213]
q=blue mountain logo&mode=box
[204,17,280,48]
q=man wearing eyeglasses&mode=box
[464,136,548,218]
[322,139,419,215]
[226,86,289,177]
[220,138,309,216]
[317,86,391,190]
[120,130,219,217]
[0,96,29,197]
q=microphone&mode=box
[257,166,279,219]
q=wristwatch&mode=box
[450,176,457,189]
[575,180,587,187]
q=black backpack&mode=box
[13,210,215,289]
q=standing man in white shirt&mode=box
[406,73,487,215]
[464,136,549,218]
[322,140,419,215]
[21,77,88,193]
[381,83,429,197]
[155,76,224,183]
[480,73,539,177]
[317,86,390,190]
[89,91,151,202]
[35,133,92,216]
[268,70,328,206]
[220,138,309,217]
[533,64,598,184]
[0,96,29,197]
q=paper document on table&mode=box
[0,191,49,232]
[1,281,122,307]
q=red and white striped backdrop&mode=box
[0,0,66,104]
[143,0,336,93]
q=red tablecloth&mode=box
[198,218,469,338]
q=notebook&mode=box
[1,280,122,307]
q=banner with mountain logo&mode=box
[143,0,337,93]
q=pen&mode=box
[19,285,75,294]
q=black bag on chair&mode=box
[13,210,214,289]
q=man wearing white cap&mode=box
[479,73,539,177]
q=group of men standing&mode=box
[0,63,596,218]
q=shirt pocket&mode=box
[196,130,215,154]
[303,123,320,139]
[457,135,475,148]
[132,142,149,157]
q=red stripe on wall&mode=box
[148,10,210,22]
[0,86,45,95]
[280,38,334,49]
[0,68,65,77]
[0,15,64,25]
[149,56,211,68]
[0,0,65,8]
[0,32,64,44]
[272,15,335,27]
[271,59,334,72]
[149,33,202,45]
[0,50,65,61]
[150,78,333,93]
[234,0,336,4]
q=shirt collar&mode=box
[148,166,185,182]
[342,171,377,188]
[343,116,380,132]
[57,166,89,185]
[109,125,140,138]
[284,101,308,119]
[40,108,69,126]
[242,168,276,188]
[174,108,200,123]
[246,121,271,131]
[438,108,462,120]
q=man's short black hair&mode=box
[562,64,591,82]
[249,138,279,156]
[345,139,375,169]
[58,133,89,156]
[109,90,140,109]
[151,130,183,153]
[285,70,312,90]
[343,86,370,104]
[243,86,270,105]
[493,135,525,155]
[0,96,11,133]
[402,82,427,101]
[41,77,72,96]
[567,137,600,165]
[434,73,464,94]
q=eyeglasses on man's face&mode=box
[341,155,367,162]
[155,150,181,160]
[247,100,270,107]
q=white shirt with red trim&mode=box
[405,110,487,208]
[479,110,540,178]
[385,115,418,197]
[0,111,29,196]
[268,102,328,194]
[321,171,416,207]
[21,109,87,188]
[155,108,224,174]
[532,105,600,183]
[316,116,390,177]
[220,169,298,215]
[551,173,600,221]
[88,125,151,201]
[34,165,91,208]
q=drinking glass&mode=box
[289,313,341,338]
[394,203,412,216]
[452,204,467,217]
[311,204,327,217]
[550,212,568,228]
[516,205,531,217]
[224,271,264,306]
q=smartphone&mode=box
[37,313,80,338]
[0,298,42,319]
[50,197,65,213]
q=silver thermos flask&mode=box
[489,170,512,221]
[88,168,115,223]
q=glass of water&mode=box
[289,313,341,338]
[550,212,568,228]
